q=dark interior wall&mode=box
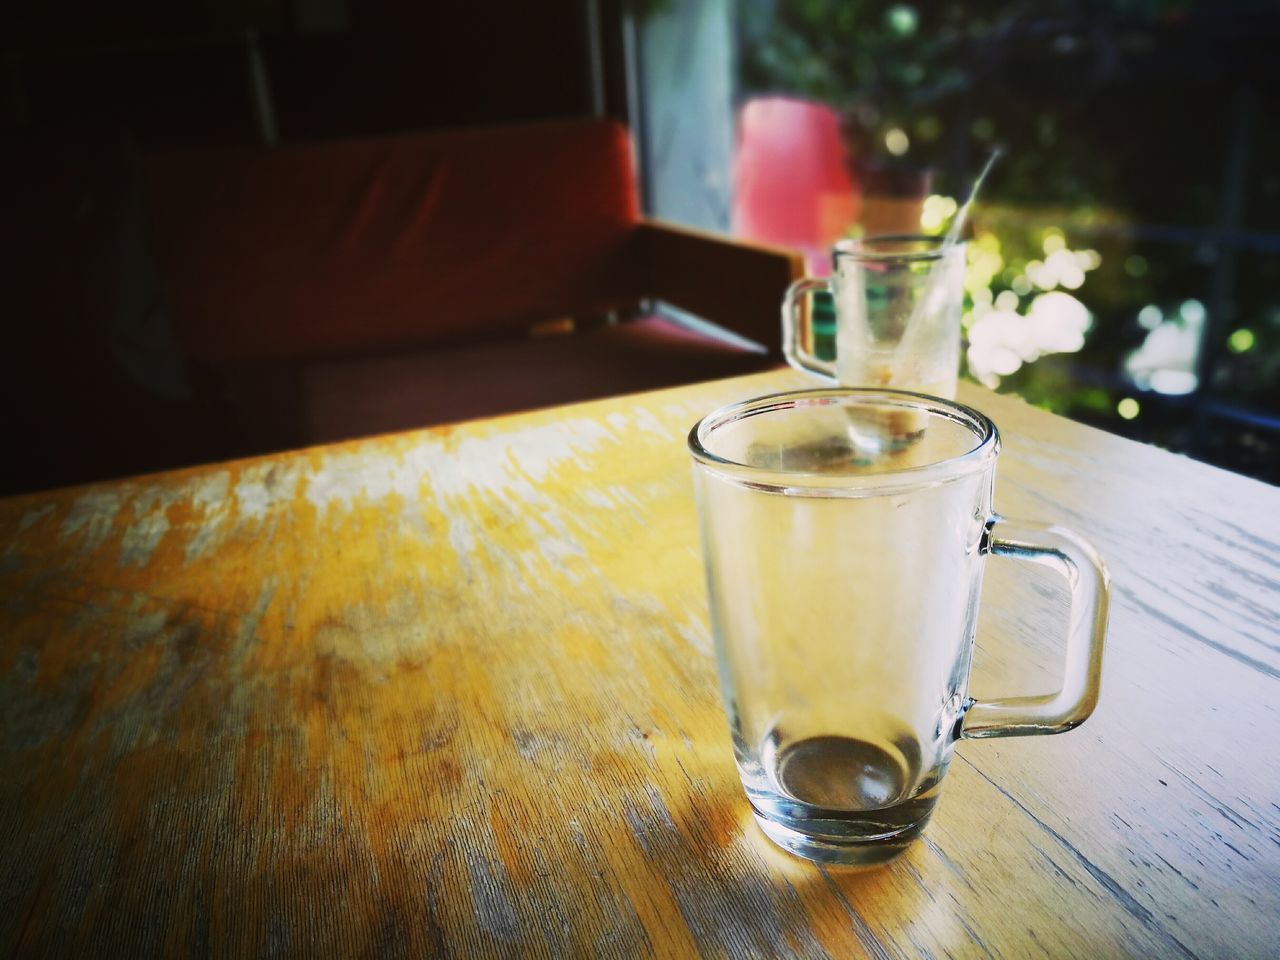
[272,1,597,140]
[0,0,603,496]
[6,0,597,146]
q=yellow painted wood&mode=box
[2,369,1278,958]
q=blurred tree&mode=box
[735,0,1280,480]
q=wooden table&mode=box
[3,369,1278,958]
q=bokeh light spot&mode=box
[1180,299,1207,325]
[1151,370,1198,395]
[1041,228,1066,254]
[916,115,941,142]
[886,4,918,36]
[1117,398,1140,420]
[1228,328,1256,353]
[920,194,957,232]
[1075,249,1103,271]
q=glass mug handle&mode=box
[781,277,838,380]
[961,516,1111,739]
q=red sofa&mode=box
[2,119,801,493]
[145,118,801,440]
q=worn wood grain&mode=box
[2,369,1278,958]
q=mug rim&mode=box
[688,388,1000,494]
[833,234,965,264]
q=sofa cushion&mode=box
[145,119,644,366]
[291,316,774,443]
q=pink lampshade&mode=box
[732,96,860,275]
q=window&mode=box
[634,0,1280,482]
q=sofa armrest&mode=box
[635,221,805,355]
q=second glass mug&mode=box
[689,389,1110,866]
[783,235,967,399]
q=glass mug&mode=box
[689,389,1109,866]
[783,236,966,399]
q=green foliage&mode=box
[736,0,1278,465]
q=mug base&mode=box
[752,810,932,867]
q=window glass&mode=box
[636,0,1280,481]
